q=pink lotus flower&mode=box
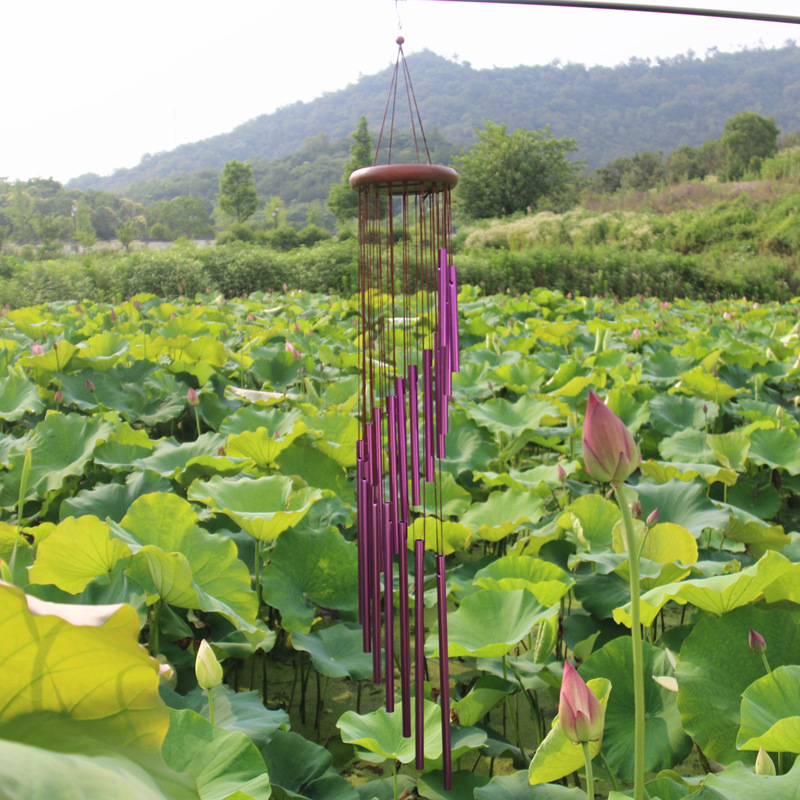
[559,661,604,744]
[285,340,301,361]
[582,390,640,485]
[30,343,43,356]
[632,328,641,342]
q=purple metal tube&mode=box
[398,521,411,737]
[448,259,460,374]
[383,502,394,711]
[371,498,381,683]
[356,452,365,634]
[422,349,434,482]
[386,396,400,555]
[371,408,383,497]
[408,364,421,505]
[394,377,410,525]
[436,553,452,790]
[359,470,372,653]
[414,538,426,770]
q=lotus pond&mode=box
[3,287,800,800]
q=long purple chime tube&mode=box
[350,36,460,791]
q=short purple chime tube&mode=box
[351,36,460,792]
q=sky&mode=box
[2,0,799,183]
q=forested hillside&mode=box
[67,43,800,195]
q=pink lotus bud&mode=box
[749,629,767,655]
[109,309,118,323]
[566,292,572,299]
[246,314,255,322]
[660,301,669,310]
[295,322,301,333]
[646,507,659,527]
[85,379,95,393]
[558,661,605,744]
[285,340,301,361]
[556,464,567,483]
[753,302,759,310]
[54,389,63,403]
[632,328,641,342]
[582,391,641,485]
[187,387,200,407]
[723,311,732,320]
[31,343,43,356]
[133,300,142,310]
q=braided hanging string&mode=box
[353,37,459,791]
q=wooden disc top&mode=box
[349,164,458,192]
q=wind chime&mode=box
[353,36,458,790]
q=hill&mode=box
[67,44,800,195]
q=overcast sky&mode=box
[2,0,798,183]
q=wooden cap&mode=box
[349,164,458,192]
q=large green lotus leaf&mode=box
[161,709,271,800]
[557,493,620,552]
[451,675,515,727]
[60,469,173,523]
[439,413,498,477]
[0,411,114,508]
[0,372,45,420]
[94,440,154,471]
[261,527,357,633]
[708,431,751,471]
[635,479,730,537]
[188,475,323,541]
[0,734,199,800]
[490,359,547,394]
[407,518,474,555]
[338,700,485,766]
[225,425,307,467]
[416,769,491,800]
[641,460,737,488]
[250,350,305,391]
[307,406,359,468]
[473,555,574,606]
[461,490,544,542]
[169,336,228,367]
[479,771,585,799]
[676,606,800,764]
[614,549,792,628]
[738,665,800,753]
[162,685,288,750]
[606,387,650,433]
[291,624,374,680]
[691,758,800,800]
[260,729,357,800]
[0,582,169,751]
[659,428,717,464]
[412,471,472,518]
[640,348,695,385]
[648,394,718,435]
[581,638,692,782]
[115,492,258,631]
[276,441,354,502]
[426,589,554,658]
[478,461,579,492]
[21,338,79,378]
[28,515,131,594]
[527,677,612,785]
[464,395,560,437]
[132,433,227,478]
[72,331,130,370]
[748,427,800,474]
[677,366,739,403]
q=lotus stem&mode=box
[581,741,595,800]
[615,485,645,800]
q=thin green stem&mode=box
[598,750,619,792]
[761,652,772,675]
[207,686,215,726]
[615,485,645,800]
[193,405,201,437]
[581,742,595,800]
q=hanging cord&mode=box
[373,38,433,166]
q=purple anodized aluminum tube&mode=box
[386,395,399,555]
[398,520,411,737]
[448,260,460,374]
[414,537,426,769]
[408,364,421,505]
[436,553,452,789]
[394,376,410,525]
[371,407,383,493]
[370,497,381,684]
[383,502,394,711]
[422,349,434,482]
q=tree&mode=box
[453,122,580,219]
[722,111,780,181]
[326,116,372,225]
[217,160,258,223]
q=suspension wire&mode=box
[420,0,800,25]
